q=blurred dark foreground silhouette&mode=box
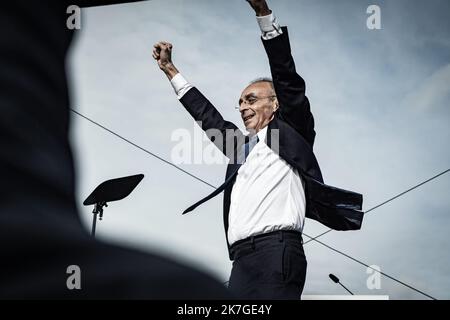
[0,1,230,299]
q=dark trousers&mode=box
[228,230,307,300]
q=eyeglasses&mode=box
[235,95,276,110]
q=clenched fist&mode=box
[152,41,173,70]
[246,0,271,16]
[152,41,179,80]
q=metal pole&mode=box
[339,283,354,295]
[91,211,98,237]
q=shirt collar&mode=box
[256,126,268,142]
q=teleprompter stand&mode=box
[83,174,144,237]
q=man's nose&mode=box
[239,103,249,113]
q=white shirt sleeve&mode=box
[256,12,283,40]
[170,73,194,100]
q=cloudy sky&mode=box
[68,0,450,299]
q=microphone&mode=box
[329,274,354,295]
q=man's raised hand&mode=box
[246,0,271,16]
[152,41,173,70]
[152,41,179,80]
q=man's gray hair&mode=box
[248,77,276,97]
[248,77,274,87]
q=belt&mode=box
[229,230,303,260]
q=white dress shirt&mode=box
[170,13,306,246]
[227,126,306,245]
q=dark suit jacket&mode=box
[179,27,364,255]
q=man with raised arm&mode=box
[153,0,363,299]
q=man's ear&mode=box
[273,99,279,113]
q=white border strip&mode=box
[302,295,389,300]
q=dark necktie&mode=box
[182,135,259,215]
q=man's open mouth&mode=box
[243,114,255,122]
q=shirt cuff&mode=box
[170,73,194,100]
[256,12,283,40]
